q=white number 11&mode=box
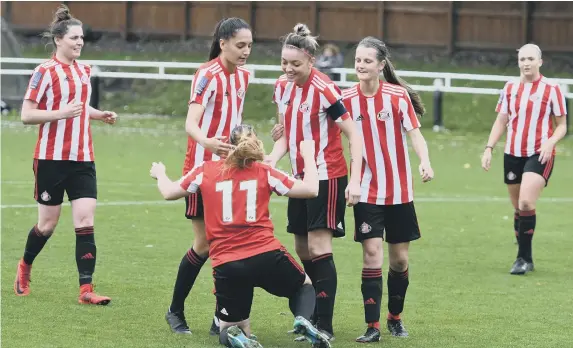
[215,180,257,222]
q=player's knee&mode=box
[308,243,332,259]
[307,230,333,258]
[36,221,56,236]
[518,198,535,212]
[362,239,382,266]
[389,257,408,272]
[192,238,209,256]
[74,215,94,228]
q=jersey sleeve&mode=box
[266,166,296,196]
[323,83,350,122]
[24,66,51,104]
[550,84,568,117]
[178,163,205,194]
[399,92,421,131]
[272,78,284,105]
[495,82,510,114]
[189,69,216,108]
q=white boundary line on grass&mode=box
[2,196,572,209]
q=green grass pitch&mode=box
[2,114,572,347]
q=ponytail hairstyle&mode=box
[357,36,426,117]
[281,23,319,59]
[225,124,265,170]
[208,17,251,61]
[42,4,82,51]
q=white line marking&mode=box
[2,196,572,209]
[2,121,185,136]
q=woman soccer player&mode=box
[151,125,331,348]
[481,43,567,275]
[341,37,434,342]
[14,4,117,305]
[165,17,254,335]
[265,23,363,341]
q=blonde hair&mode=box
[225,124,265,170]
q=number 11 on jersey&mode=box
[215,180,258,223]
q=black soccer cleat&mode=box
[510,257,534,275]
[387,319,409,337]
[356,327,381,343]
[209,316,220,336]
[165,311,192,334]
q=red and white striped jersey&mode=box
[342,82,421,205]
[496,75,567,157]
[24,57,93,161]
[183,57,251,174]
[179,160,295,267]
[273,68,350,180]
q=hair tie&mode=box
[284,44,314,59]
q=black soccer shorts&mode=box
[33,159,97,206]
[286,176,347,238]
[504,153,555,186]
[353,201,421,244]
[213,248,305,323]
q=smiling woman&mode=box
[14,3,119,307]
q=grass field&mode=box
[2,114,573,347]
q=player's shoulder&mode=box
[275,74,289,86]
[237,65,251,76]
[380,81,408,97]
[36,59,58,71]
[196,59,224,78]
[76,60,91,70]
[256,162,289,177]
[502,78,520,90]
[341,84,359,100]
[540,76,562,88]
[310,69,335,91]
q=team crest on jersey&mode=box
[299,102,311,113]
[360,222,372,234]
[40,191,51,202]
[30,71,43,89]
[507,171,517,181]
[237,88,245,99]
[81,75,89,85]
[529,93,540,102]
[377,110,391,121]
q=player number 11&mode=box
[215,180,257,223]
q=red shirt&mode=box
[342,82,421,205]
[179,161,296,267]
[183,57,251,174]
[24,57,94,161]
[273,68,350,180]
[496,76,567,157]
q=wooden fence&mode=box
[2,1,572,53]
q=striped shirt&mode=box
[180,161,295,267]
[24,57,93,161]
[183,57,251,174]
[496,75,567,157]
[273,68,350,180]
[342,82,421,205]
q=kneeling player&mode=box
[150,124,330,348]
